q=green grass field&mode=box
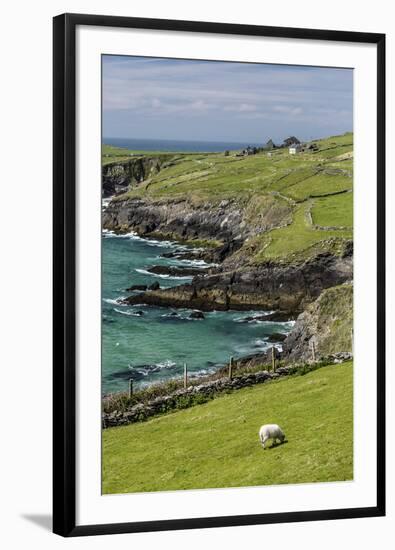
[105,133,353,262]
[113,134,353,205]
[250,202,352,262]
[311,192,353,228]
[102,361,353,494]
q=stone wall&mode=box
[103,365,297,428]
[102,355,352,429]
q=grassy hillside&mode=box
[106,133,353,262]
[102,361,353,494]
[117,133,353,203]
[248,202,352,262]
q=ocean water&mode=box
[102,232,294,394]
[103,137,262,153]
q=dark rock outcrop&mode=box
[148,282,160,291]
[102,156,166,197]
[189,310,205,319]
[102,197,248,244]
[146,265,209,277]
[102,195,293,256]
[122,252,353,314]
[103,177,353,349]
[267,332,287,342]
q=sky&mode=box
[102,55,353,144]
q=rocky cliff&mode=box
[102,194,292,246]
[283,283,353,361]
[104,193,353,316]
[102,140,354,357]
[123,251,353,314]
[102,156,168,197]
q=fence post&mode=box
[311,340,316,363]
[271,347,276,372]
[229,356,234,379]
[351,328,354,356]
[184,363,188,389]
[128,378,133,398]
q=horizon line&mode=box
[103,131,353,145]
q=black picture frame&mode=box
[53,13,386,537]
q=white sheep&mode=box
[259,424,286,449]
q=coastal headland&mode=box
[102,133,353,371]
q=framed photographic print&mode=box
[53,13,386,537]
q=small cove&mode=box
[102,231,294,394]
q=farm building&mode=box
[289,143,302,155]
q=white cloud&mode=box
[224,103,257,113]
[102,56,353,141]
[273,105,303,116]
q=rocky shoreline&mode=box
[120,250,352,315]
[103,183,353,364]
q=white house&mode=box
[289,144,302,155]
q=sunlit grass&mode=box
[252,203,352,261]
[102,361,353,494]
[311,192,353,228]
[105,133,353,261]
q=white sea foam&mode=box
[190,367,217,378]
[134,368,149,377]
[135,268,192,280]
[234,343,254,354]
[102,199,112,211]
[113,308,143,317]
[102,230,139,239]
[103,297,126,305]
[144,239,184,248]
[145,239,169,247]
[175,259,212,267]
[254,339,284,352]
[254,339,270,348]
[234,313,272,324]
[156,360,177,369]
[130,360,178,377]
[161,312,181,318]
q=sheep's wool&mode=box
[259,424,285,448]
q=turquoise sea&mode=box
[102,231,294,394]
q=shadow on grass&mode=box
[263,440,289,451]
